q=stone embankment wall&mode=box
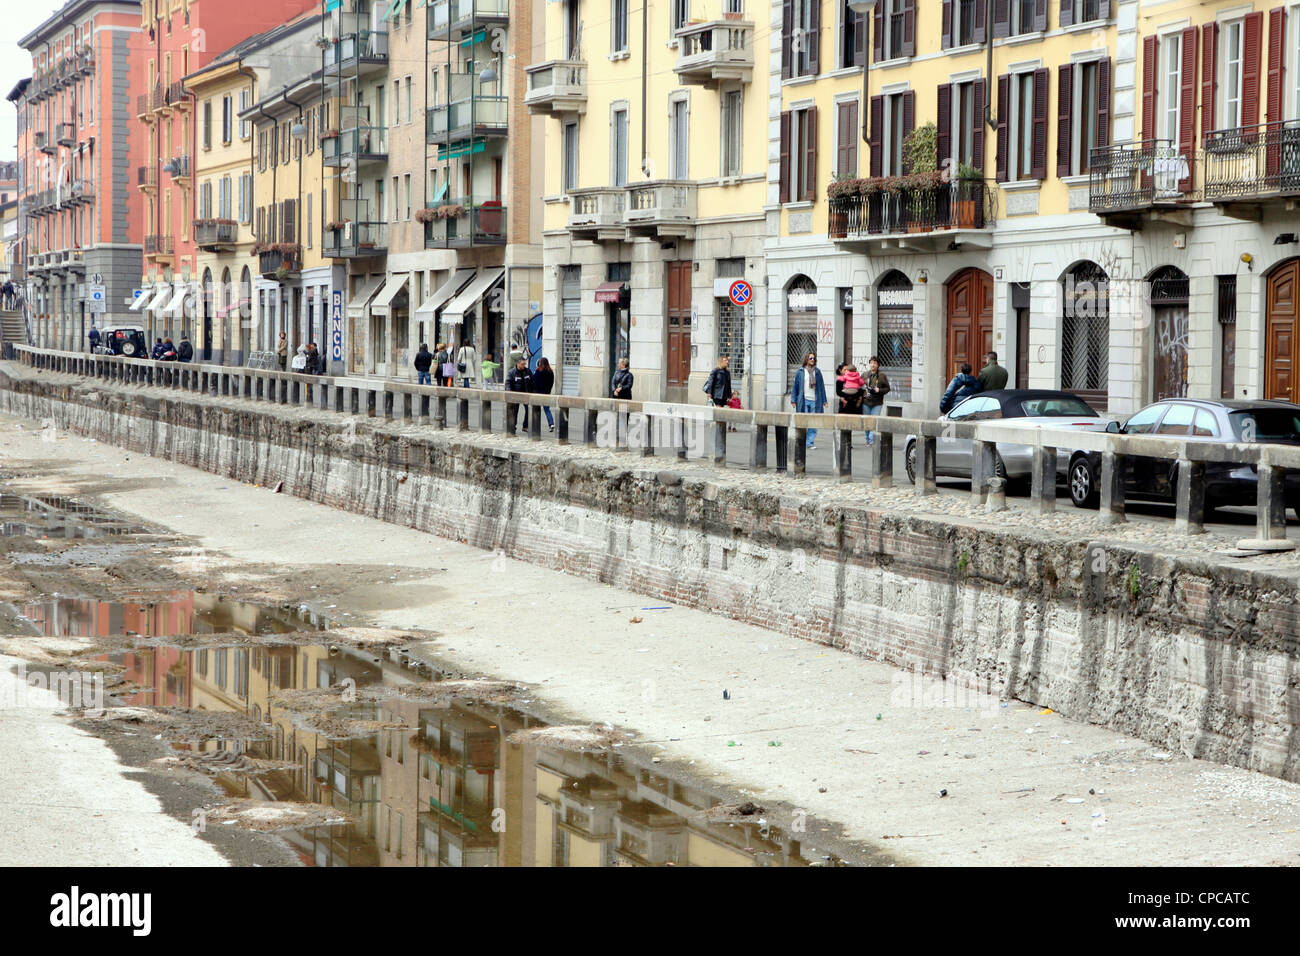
[4,368,1300,782]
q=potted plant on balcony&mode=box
[320,128,339,141]
[901,123,938,231]
[414,207,438,224]
[954,163,982,228]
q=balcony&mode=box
[144,234,174,260]
[164,80,188,111]
[150,81,165,112]
[625,180,698,239]
[194,218,238,251]
[137,165,158,191]
[1088,139,1197,229]
[76,51,94,76]
[1202,121,1300,219]
[322,126,388,167]
[566,187,627,241]
[324,30,389,76]
[428,0,509,42]
[427,75,508,146]
[69,180,93,205]
[56,122,75,147]
[258,245,302,279]
[137,93,153,121]
[164,154,191,184]
[523,60,587,116]
[828,176,992,251]
[674,20,754,87]
[35,131,54,155]
[422,200,507,248]
[323,220,387,258]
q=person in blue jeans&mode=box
[863,355,891,445]
[789,352,827,449]
[413,343,434,385]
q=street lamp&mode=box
[847,0,878,145]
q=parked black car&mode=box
[1066,398,1300,516]
[93,325,148,358]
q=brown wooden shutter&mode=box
[841,101,859,176]
[902,90,916,171]
[993,0,1010,38]
[974,0,987,42]
[937,83,952,169]
[1057,64,1074,178]
[1060,0,1074,28]
[1243,11,1263,128]
[1097,58,1112,149]
[803,107,818,201]
[782,0,793,79]
[1268,7,1286,177]
[779,110,791,203]
[1201,23,1217,134]
[1179,26,1197,191]
[942,0,953,49]
[869,95,883,176]
[853,9,867,67]
[807,0,821,75]
[1031,68,1048,180]
[973,79,987,172]
[1034,0,1047,32]
[873,3,883,61]
[901,0,916,57]
[1141,34,1158,142]
[996,74,1009,182]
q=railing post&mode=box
[583,408,599,445]
[918,436,938,495]
[774,425,789,472]
[457,395,469,430]
[792,428,807,474]
[480,395,493,433]
[1240,455,1297,550]
[529,402,543,441]
[1174,457,1206,535]
[366,388,377,417]
[971,439,996,503]
[835,427,852,480]
[871,431,893,488]
[1100,453,1125,526]
[556,406,570,444]
[634,412,652,455]
[1031,445,1057,513]
[418,393,430,425]
[616,408,630,452]
[435,395,447,429]
[505,396,518,435]
[750,422,768,470]
[714,418,728,466]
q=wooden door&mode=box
[946,268,993,378]
[666,261,692,389]
[1015,307,1029,388]
[1152,305,1189,400]
[1267,259,1300,403]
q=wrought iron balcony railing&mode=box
[829,177,988,239]
[1088,138,1196,214]
[1203,121,1300,203]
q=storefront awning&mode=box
[128,288,153,312]
[369,272,409,317]
[149,284,178,317]
[415,268,475,319]
[442,268,504,326]
[162,284,189,316]
[595,281,627,304]
[139,284,169,314]
[346,275,386,319]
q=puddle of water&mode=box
[0,492,151,538]
[13,593,844,867]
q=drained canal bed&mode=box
[3,588,865,867]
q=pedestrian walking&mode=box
[433,342,453,386]
[87,324,100,353]
[532,356,556,432]
[481,351,501,384]
[151,337,166,360]
[1,279,12,310]
[177,336,194,363]
[505,356,533,430]
[704,356,733,407]
[610,358,634,399]
[305,343,322,375]
[276,332,288,370]
[978,351,1009,391]
[939,362,982,414]
[863,356,891,445]
[160,337,178,361]
[508,341,524,368]
[291,344,308,371]
[413,343,434,385]
[455,340,479,388]
[789,352,827,449]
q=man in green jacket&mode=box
[978,351,1009,391]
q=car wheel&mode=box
[120,341,137,356]
[905,441,917,485]
[1069,457,1099,509]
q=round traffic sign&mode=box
[728,279,753,306]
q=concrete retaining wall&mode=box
[4,368,1300,783]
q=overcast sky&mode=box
[0,4,65,163]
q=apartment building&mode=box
[16,0,148,352]
[532,0,767,402]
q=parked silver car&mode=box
[905,390,1109,487]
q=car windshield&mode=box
[1016,396,1097,418]
[1229,409,1300,441]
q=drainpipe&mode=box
[235,63,258,361]
[985,0,995,133]
[641,0,648,176]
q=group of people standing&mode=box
[938,351,1008,413]
[411,341,559,431]
[276,332,326,374]
[788,352,890,450]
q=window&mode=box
[998,69,1044,182]
[835,99,858,177]
[1059,59,1107,176]
[221,95,232,143]
[954,0,979,45]
[1076,62,1099,173]
[1016,72,1033,179]
[612,108,628,186]
[238,173,251,223]
[718,90,743,177]
[881,0,909,61]
[306,192,312,248]
[1162,31,1182,143]
[405,77,412,124]
[392,175,400,220]
[1062,0,1106,26]
[671,98,689,179]
[202,100,212,150]
[1155,403,1195,435]
[884,92,906,176]
[199,180,211,218]
[612,0,628,53]
[781,105,818,201]
[219,175,231,218]
[1011,0,1036,35]
[239,89,250,138]
[839,0,866,69]
[672,0,689,33]
[951,80,976,168]
[404,173,411,220]
[1221,20,1244,130]
[794,0,816,76]
[563,122,579,192]
[1193,409,1220,437]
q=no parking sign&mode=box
[728,279,753,306]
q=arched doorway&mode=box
[876,270,914,401]
[785,275,819,390]
[1266,258,1300,402]
[1149,266,1189,400]
[945,267,993,380]
[1061,261,1110,408]
[201,268,214,362]
[220,267,232,364]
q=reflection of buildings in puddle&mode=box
[19,592,328,640]
[0,492,150,538]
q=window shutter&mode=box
[1179,26,1197,191]
[1097,58,1111,148]
[1268,7,1286,177]
[942,0,952,49]
[973,79,987,171]
[1141,34,1157,142]
[974,0,986,43]
[901,0,916,57]
[1057,64,1073,178]
[869,95,883,176]
[993,0,1010,38]
[1031,68,1048,180]
[203,101,212,150]
[1059,0,1074,28]
[838,101,859,176]
[782,0,792,79]
[1243,11,1263,128]
[996,75,1009,182]
[803,107,818,201]
[1034,0,1047,32]
[807,0,820,75]
[937,83,952,167]
[901,91,915,171]
[1201,23,1217,134]
[779,110,791,203]
[873,3,883,61]
[853,9,866,66]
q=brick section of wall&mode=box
[5,369,1300,783]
